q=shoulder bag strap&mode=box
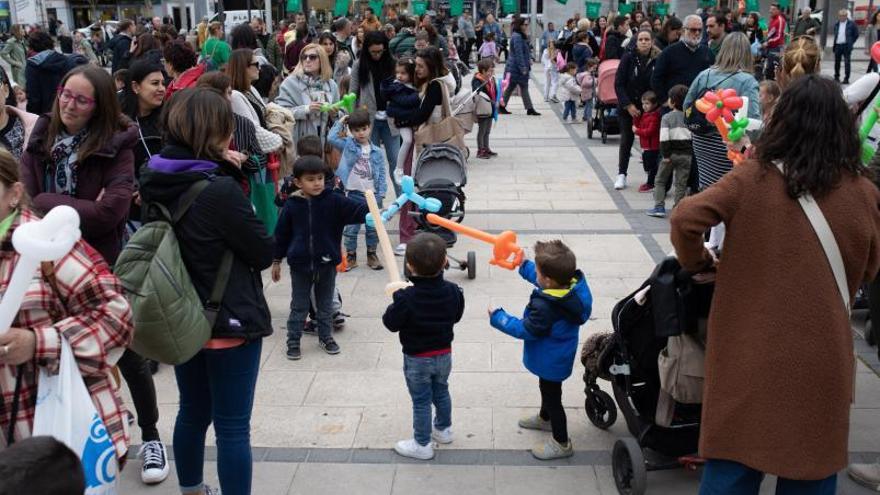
[776,162,850,314]
[172,179,211,224]
[203,250,234,326]
[439,82,452,119]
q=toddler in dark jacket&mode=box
[382,233,465,460]
[272,156,369,360]
[489,240,592,460]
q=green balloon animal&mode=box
[321,93,357,114]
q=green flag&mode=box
[557,0,569,4]
[585,1,601,18]
[758,17,768,30]
[334,0,349,17]
[413,0,428,15]
[502,0,517,14]
[286,0,301,13]
[777,0,790,8]
[745,0,759,11]
[618,2,633,14]
[369,0,383,18]
[450,0,464,16]
[653,3,668,15]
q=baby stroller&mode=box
[408,143,477,280]
[588,59,621,144]
[582,257,712,494]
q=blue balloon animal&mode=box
[365,176,442,227]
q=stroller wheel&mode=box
[867,318,876,346]
[602,127,608,144]
[613,438,647,495]
[467,251,476,279]
[585,389,617,429]
[587,117,594,139]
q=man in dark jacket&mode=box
[107,19,135,74]
[833,9,860,84]
[390,17,417,57]
[650,14,714,102]
[25,32,88,115]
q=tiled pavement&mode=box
[119,60,880,494]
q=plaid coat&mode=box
[0,208,133,460]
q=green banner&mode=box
[758,17,768,30]
[369,0,383,18]
[653,3,668,15]
[333,0,349,17]
[557,0,569,4]
[699,0,715,7]
[745,0,759,11]
[502,0,517,14]
[412,0,427,15]
[286,0,301,13]
[585,1,601,18]
[618,2,633,14]
[450,0,464,16]
[777,0,789,8]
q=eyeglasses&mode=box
[248,61,260,68]
[57,87,95,108]
[686,27,703,33]
[302,53,319,61]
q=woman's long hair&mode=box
[162,88,233,162]
[415,46,447,90]
[755,74,865,199]
[133,33,160,59]
[357,30,394,88]
[120,59,165,119]
[44,65,128,161]
[227,48,254,92]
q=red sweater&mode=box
[634,109,661,151]
[767,14,786,49]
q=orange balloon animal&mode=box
[425,214,524,270]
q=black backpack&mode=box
[683,70,738,135]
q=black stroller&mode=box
[408,143,477,280]
[583,257,713,494]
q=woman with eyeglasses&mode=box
[0,67,37,160]
[276,43,340,145]
[20,64,138,266]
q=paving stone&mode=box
[289,463,394,495]
[391,465,495,495]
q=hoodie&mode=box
[138,145,274,340]
[26,50,87,115]
[490,260,593,381]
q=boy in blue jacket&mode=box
[272,156,370,360]
[328,109,388,272]
[489,240,592,460]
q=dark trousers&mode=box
[502,78,534,111]
[538,378,567,444]
[869,275,880,359]
[699,459,836,495]
[617,109,635,176]
[118,349,160,442]
[870,59,878,73]
[476,116,492,151]
[688,151,700,193]
[173,340,262,495]
[287,263,337,343]
[642,150,659,187]
[462,38,474,66]
[834,44,853,81]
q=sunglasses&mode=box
[302,53,319,61]
[248,61,259,68]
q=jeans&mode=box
[562,100,577,120]
[654,154,691,208]
[583,99,593,121]
[544,69,559,101]
[642,150,659,187]
[403,353,452,446]
[618,108,635,176]
[502,77,535,111]
[476,117,492,151]
[287,263,337,343]
[342,190,379,253]
[118,349,160,442]
[538,378,567,444]
[173,340,262,495]
[834,44,853,81]
[699,459,837,495]
[764,46,782,80]
[371,119,401,196]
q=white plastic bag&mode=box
[32,338,119,494]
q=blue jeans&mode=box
[371,119,401,197]
[342,190,379,253]
[583,99,593,121]
[403,353,452,446]
[173,340,262,495]
[562,100,577,120]
[287,263,336,343]
[700,459,837,495]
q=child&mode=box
[632,90,661,193]
[759,79,780,121]
[558,62,581,123]
[381,58,418,193]
[473,58,497,159]
[541,40,560,103]
[414,31,430,51]
[327,109,388,271]
[576,58,598,123]
[489,240,592,460]
[0,436,85,494]
[648,84,692,218]
[272,156,370,359]
[114,69,129,93]
[382,232,465,460]
[478,32,498,62]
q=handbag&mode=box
[249,167,279,235]
[475,92,493,117]
[414,81,467,156]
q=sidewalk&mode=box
[118,63,880,494]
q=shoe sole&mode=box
[321,345,341,355]
[393,445,435,460]
[531,449,574,460]
[432,433,454,444]
[847,472,880,491]
[518,421,553,432]
[141,467,170,485]
[286,353,302,360]
[647,213,666,218]
[368,265,384,270]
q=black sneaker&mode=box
[498,107,511,115]
[139,440,169,484]
[303,320,317,335]
[287,343,302,360]
[527,109,541,116]
[333,312,346,331]
[320,338,341,355]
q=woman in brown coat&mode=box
[671,75,880,492]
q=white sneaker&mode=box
[394,438,435,459]
[139,440,169,484]
[614,174,627,190]
[848,461,880,490]
[394,243,407,257]
[432,427,454,444]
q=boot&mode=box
[345,251,357,271]
[366,249,383,270]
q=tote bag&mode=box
[414,81,467,156]
[249,167,279,235]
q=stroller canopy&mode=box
[414,144,468,188]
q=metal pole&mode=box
[820,0,830,48]
[247,0,252,21]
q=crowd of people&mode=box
[0,3,878,495]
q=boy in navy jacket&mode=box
[382,233,465,460]
[489,240,592,460]
[272,156,369,360]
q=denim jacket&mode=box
[328,119,388,198]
